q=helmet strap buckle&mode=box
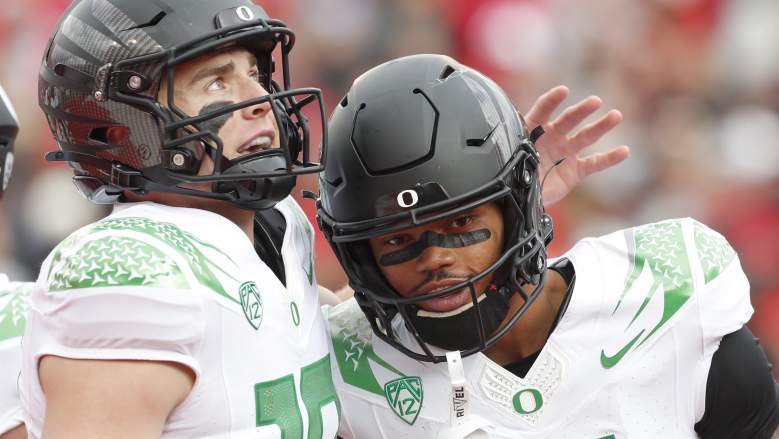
[110,162,144,190]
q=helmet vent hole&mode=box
[326,176,343,187]
[439,65,456,80]
[123,11,166,31]
[53,63,67,76]
[340,95,348,107]
[466,125,497,147]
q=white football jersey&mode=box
[327,218,752,439]
[0,274,31,435]
[21,198,340,438]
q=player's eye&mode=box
[206,78,226,92]
[384,235,409,247]
[450,215,473,229]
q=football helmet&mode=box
[39,0,326,210]
[316,54,553,362]
[0,84,19,199]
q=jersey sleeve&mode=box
[26,232,209,374]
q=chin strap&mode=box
[438,351,490,438]
[446,351,468,426]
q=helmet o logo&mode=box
[397,189,419,208]
[236,6,255,22]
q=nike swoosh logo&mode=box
[600,330,644,369]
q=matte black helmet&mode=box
[316,54,553,363]
[39,0,326,210]
[0,84,19,199]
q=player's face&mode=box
[159,46,280,170]
[368,203,505,313]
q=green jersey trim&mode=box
[47,217,240,304]
[328,301,407,397]
[601,219,694,368]
[692,220,736,284]
[0,283,32,341]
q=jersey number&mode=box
[254,354,341,439]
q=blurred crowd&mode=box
[1,0,777,376]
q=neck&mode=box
[212,203,255,241]
[484,269,568,365]
[124,191,255,241]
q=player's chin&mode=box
[416,288,474,314]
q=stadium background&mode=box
[0,0,777,377]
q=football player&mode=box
[20,1,340,437]
[7,1,631,437]
[0,85,30,439]
[317,54,779,438]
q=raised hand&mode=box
[524,86,630,206]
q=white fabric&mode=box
[0,276,31,435]
[20,198,338,438]
[327,218,753,438]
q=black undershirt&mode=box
[501,258,779,437]
[253,208,287,286]
[694,325,779,438]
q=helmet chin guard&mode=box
[316,54,553,363]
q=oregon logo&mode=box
[384,376,423,425]
[397,189,419,208]
[235,5,255,21]
[512,387,543,415]
[239,281,263,330]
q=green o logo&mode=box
[290,302,300,326]
[512,388,543,415]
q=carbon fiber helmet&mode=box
[0,84,19,199]
[316,54,553,363]
[40,0,326,210]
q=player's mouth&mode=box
[414,279,474,313]
[237,128,276,155]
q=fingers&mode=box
[569,109,623,152]
[551,95,603,134]
[525,85,569,127]
[578,145,630,177]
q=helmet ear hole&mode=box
[106,126,130,145]
[88,126,129,147]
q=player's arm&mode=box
[693,326,779,439]
[0,425,26,439]
[39,356,194,439]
